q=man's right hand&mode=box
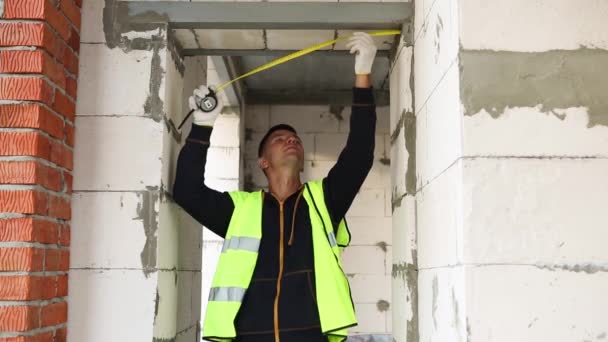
[188,85,224,127]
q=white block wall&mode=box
[459,1,608,341]
[409,1,608,342]
[70,2,208,341]
[71,4,161,341]
[243,103,392,335]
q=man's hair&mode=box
[258,124,298,157]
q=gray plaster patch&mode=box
[460,49,608,127]
[434,15,443,64]
[402,17,414,48]
[376,300,390,312]
[535,263,608,274]
[403,110,416,194]
[103,0,184,75]
[103,0,188,139]
[391,259,418,342]
[104,0,168,51]
[376,241,388,253]
[432,275,438,329]
[411,248,418,269]
[407,270,419,342]
[154,289,160,321]
[144,44,165,123]
[389,110,405,146]
[391,189,405,212]
[329,104,345,121]
[134,187,159,277]
[262,28,268,50]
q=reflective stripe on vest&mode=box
[221,236,261,253]
[327,231,337,247]
[209,287,247,302]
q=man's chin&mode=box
[280,156,304,170]
[284,152,303,160]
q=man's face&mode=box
[259,129,304,172]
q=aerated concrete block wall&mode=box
[459,1,608,340]
[409,0,608,341]
[68,2,213,341]
[243,104,393,335]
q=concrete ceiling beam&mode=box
[122,1,412,30]
[182,49,391,57]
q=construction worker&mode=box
[173,32,378,342]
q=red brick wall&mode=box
[0,0,80,339]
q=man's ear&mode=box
[258,157,269,171]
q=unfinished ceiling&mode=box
[119,1,413,105]
[172,29,395,104]
[172,29,394,51]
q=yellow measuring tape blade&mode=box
[214,30,401,93]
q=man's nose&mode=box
[286,136,297,144]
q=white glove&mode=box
[188,85,223,127]
[345,32,377,75]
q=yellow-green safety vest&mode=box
[202,180,357,342]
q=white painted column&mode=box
[406,0,608,341]
[411,1,466,341]
[389,35,416,342]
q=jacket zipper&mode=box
[273,200,285,342]
[288,190,303,246]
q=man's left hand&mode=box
[346,32,377,75]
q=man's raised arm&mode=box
[323,32,378,227]
[172,85,234,238]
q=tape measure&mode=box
[214,29,401,93]
[178,30,401,130]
